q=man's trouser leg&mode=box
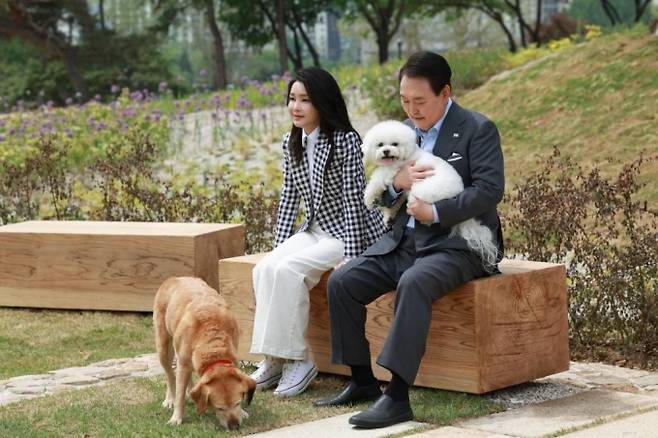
[326,233,415,366]
[376,248,487,385]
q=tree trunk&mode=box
[204,0,227,89]
[292,8,320,67]
[377,31,389,64]
[489,10,518,53]
[275,0,288,73]
[288,25,303,71]
[634,0,651,22]
[58,46,89,99]
[534,0,543,45]
[99,0,105,30]
[600,0,621,25]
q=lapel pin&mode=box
[453,132,460,138]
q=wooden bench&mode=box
[0,221,244,311]
[218,254,570,394]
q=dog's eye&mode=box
[392,142,398,146]
[378,142,384,147]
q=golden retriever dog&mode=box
[153,276,256,429]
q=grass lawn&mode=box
[0,307,500,436]
[0,308,154,379]
[0,372,500,437]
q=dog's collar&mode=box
[201,359,235,375]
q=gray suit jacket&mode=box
[362,101,505,260]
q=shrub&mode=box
[0,130,280,254]
[539,12,584,43]
[505,148,658,367]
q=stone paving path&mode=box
[3,355,658,437]
[0,354,163,406]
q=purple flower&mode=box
[94,94,102,101]
[237,96,252,109]
[96,122,108,131]
[65,97,73,106]
[0,134,4,142]
[111,84,120,94]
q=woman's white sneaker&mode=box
[250,357,284,390]
[273,360,318,397]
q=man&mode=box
[314,51,505,428]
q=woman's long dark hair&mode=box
[286,67,359,165]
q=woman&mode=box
[250,67,386,397]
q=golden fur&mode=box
[153,276,256,429]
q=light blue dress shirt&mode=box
[389,98,453,228]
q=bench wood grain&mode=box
[218,254,570,394]
[0,221,244,311]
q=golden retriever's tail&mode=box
[453,219,499,272]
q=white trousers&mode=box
[251,224,344,360]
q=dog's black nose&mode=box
[228,421,240,430]
[382,150,391,157]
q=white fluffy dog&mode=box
[362,120,498,269]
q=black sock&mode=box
[350,365,376,386]
[384,372,409,402]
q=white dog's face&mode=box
[362,120,417,166]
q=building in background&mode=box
[310,10,341,62]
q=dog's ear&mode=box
[190,381,210,414]
[361,134,376,163]
[243,374,256,406]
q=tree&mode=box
[274,0,288,73]
[569,0,654,27]
[0,1,93,98]
[426,0,518,52]
[153,0,228,89]
[347,0,421,64]
[220,0,329,71]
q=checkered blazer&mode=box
[274,129,386,258]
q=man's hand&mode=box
[393,162,435,191]
[407,199,434,222]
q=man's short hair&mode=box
[399,51,452,95]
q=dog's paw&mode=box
[162,398,174,409]
[168,415,183,426]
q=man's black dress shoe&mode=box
[348,394,413,429]
[313,381,382,407]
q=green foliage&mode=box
[0,33,172,107]
[80,33,173,100]
[569,0,656,26]
[0,40,71,106]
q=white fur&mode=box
[362,120,498,270]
